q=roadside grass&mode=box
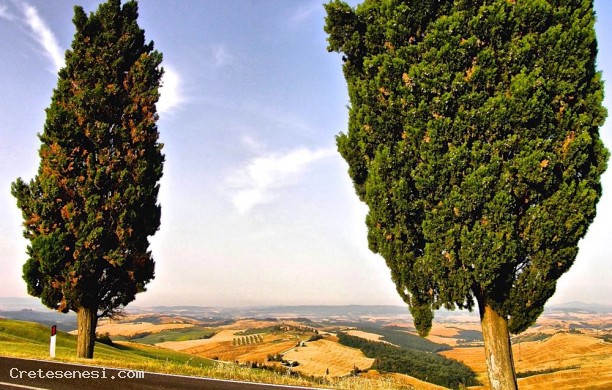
[0,318,415,389]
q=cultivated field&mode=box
[44,304,612,389]
[94,321,193,337]
[346,330,393,345]
[442,332,612,389]
[283,338,375,377]
[182,332,298,364]
[157,329,238,351]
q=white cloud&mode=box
[226,147,335,214]
[211,44,233,67]
[240,135,265,153]
[158,66,185,115]
[289,1,321,24]
[21,3,65,71]
[0,4,16,21]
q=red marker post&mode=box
[50,325,57,358]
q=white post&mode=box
[50,325,57,358]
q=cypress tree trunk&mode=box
[478,301,518,390]
[76,306,98,359]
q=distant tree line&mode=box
[337,332,478,389]
[516,365,579,379]
[360,326,451,352]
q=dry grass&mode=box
[158,329,238,351]
[186,336,297,364]
[333,374,415,390]
[346,330,393,345]
[386,373,448,390]
[93,321,193,337]
[161,330,299,364]
[220,319,279,330]
[442,332,612,389]
[425,323,463,347]
[283,339,375,377]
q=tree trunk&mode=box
[76,306,98,359]
[479,301,518,390]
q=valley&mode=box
[2,300,611,389]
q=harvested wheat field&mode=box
[385,372,449,390]
[231,335,299,364]
[346,330,393,345]
[282,338,374,377]
[157,329,238,351]
[91,321,193,337]
[220,319,279,330]
[442,332,612,389]
[161,331,298,364]
[425,323,464,347]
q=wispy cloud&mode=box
[288,1,321,24]
[158,65,186,115]
[226,147,335,214]
[211,44,233,67]
[21,2,65,71]
[0,4,16,21]
[9,1,184,114]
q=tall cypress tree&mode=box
[11,0,164,359]
[325,0,607,388]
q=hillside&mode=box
[442,332,612,389]
[0,317,216,368]
[2,301,611,389]
[0,318,418,389]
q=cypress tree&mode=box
[325,0,607,388]
[11,0,164,359]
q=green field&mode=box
[128,326,217,344]
[0,318,215,367]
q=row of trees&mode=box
[358,326,450,352]
[232,334,264,346]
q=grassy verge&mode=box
[0,318,415,389]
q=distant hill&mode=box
[545,301,612,314]
[0,297,76,329]
[1,296,610,331]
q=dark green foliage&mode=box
[512,332,551,343]
[455,329,483,343]
[360,326,450,352]
[96,332,114,346]
[12,0,163,319]
[325,0,607,335]
[307,334,324,342]
[267,353,284,362]
[236,326,283,335]
[338,332,478,388]
[516,365,579,379]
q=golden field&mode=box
[75,306,611,389]
[442,332,612,389]
[94,321,193,337]
[283,338,375,377]
[182,332,298,364]
[346,329,394,345]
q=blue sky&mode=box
[0,0,610,310]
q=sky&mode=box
[0,0,610,311]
